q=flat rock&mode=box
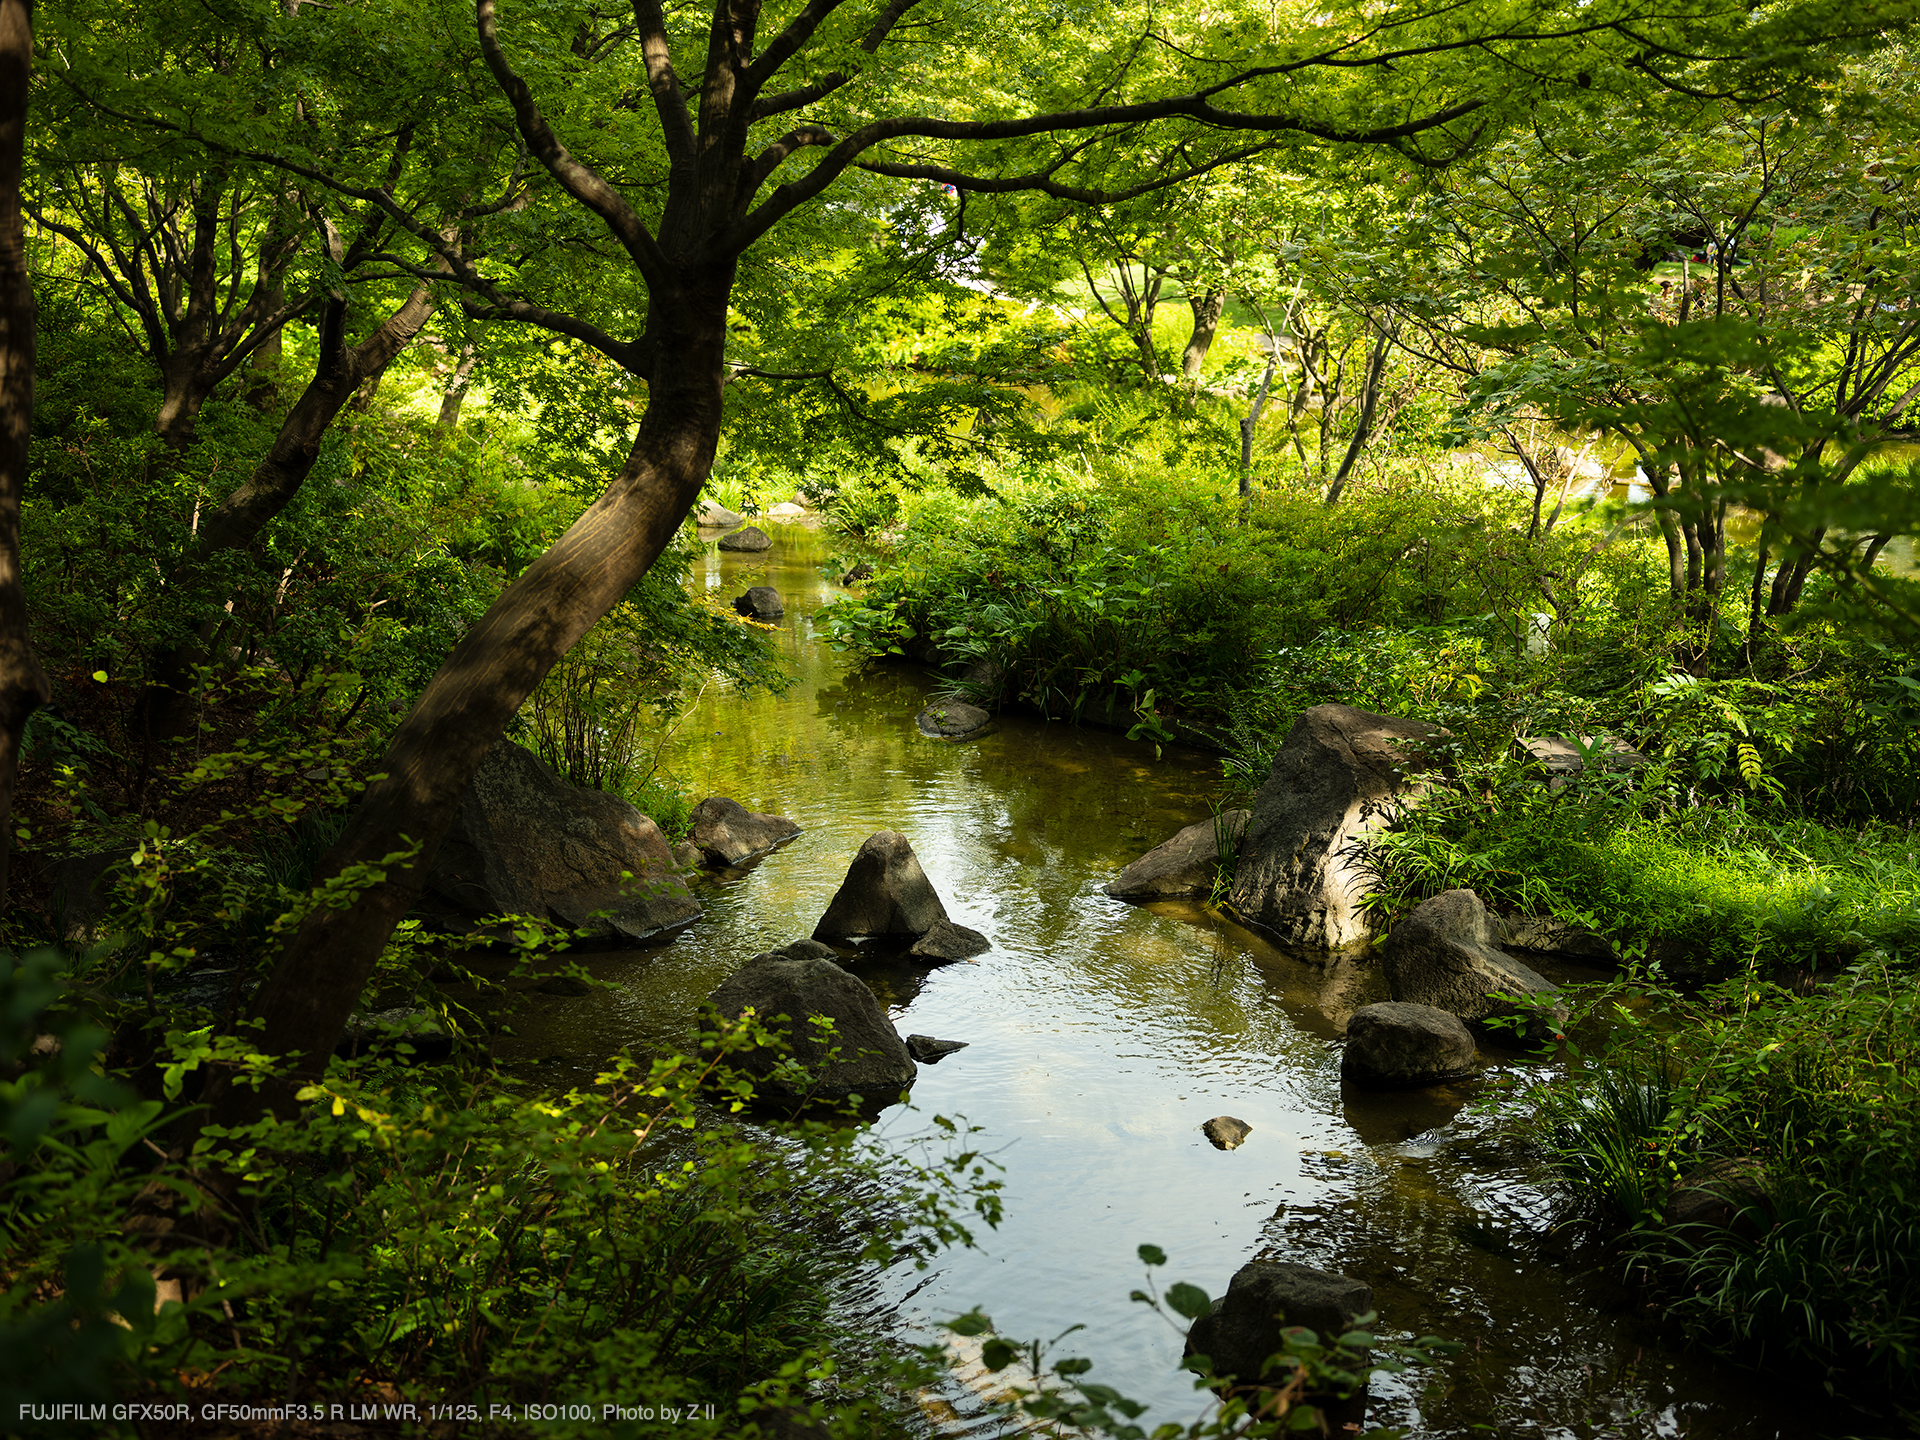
[1666,1156,1770,1233]
[1228,704,1446,950]
[1106,811,1249,899]
[718,525,773,552]
[1379,889,1566,1042]
[734,585,784,621]
[907,917,991,961]
[1520,735,1648,792]
[916,700,991,739]
[768,501,806,518]
[771,937,840,963]
[1185,1261,1374,1383]
[1201,1116,1252,1150]
[906,1034,969,1063]
[426,739,701,944]
[689,795,802,866]
[707,952,915,1107]
[813,831,949,940]
[696,499,743,529]
[1342,1002,1479,1087]
[1498,911,1615,963]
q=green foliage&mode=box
[1512,960,1920,1389]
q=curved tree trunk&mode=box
[0,0,50,907]
[1181,287,1225,381]
[209,271,730,1125]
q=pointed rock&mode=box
[906,1034,969,1063]
[1106,811,1249,899]
[689,795,801,866]
[813,831,948,940]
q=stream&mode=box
[495,524,1865,1439]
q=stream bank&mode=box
[494,523,1879,1438]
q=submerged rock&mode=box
[718,525,773,552]
[706,952,916,1107]
[734,585,785,622]
[337,1007,453,1062]
[425,738,701,944]
[907,916,992,961]
[689,795,801,866]
[814,831,950,941]
[916,699,991,740]
[1379,889,1566,1041]
[1342,1002,1479,1087]
[1201,1116,1252,1150]
[1228,704,1446,951]
[1106,811,1249,900]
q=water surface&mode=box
[497,524,1876,1438]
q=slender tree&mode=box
[0,0,50,908]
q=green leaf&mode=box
[1137,1243,1167,1267]
[945,1309,991,1337]
[1164,1282,1211,1320]
[981,1337,1019,1372]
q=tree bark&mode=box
[1181,287,1226,381]
[138,283,436,738]
[212,281,730,1124]
[438,343,479,428]
[0,0,51,907]
[1324,321,1391,505]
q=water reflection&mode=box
[495,519,1875,1437]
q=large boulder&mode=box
[689,796,802,866]
[718,525,773,552]
[1342,1002,1479,1087]
[425,739,701,943]
[1520,734,1648,792]
[1106,811,1249,900]
[734,586,784,622]
[706,952,916,1106]
[1228,705,1445,950]
[696,499,743,529]
[1185,1260,1374,1383]
[1378,889,1566,1041]
[813,831,949,940]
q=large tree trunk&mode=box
[207,271,731,1126]
[438,342,479,429]
[137,285,436,739]
[0,0,50,908]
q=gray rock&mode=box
[1228,704,1446,950]
[1498,912,1615,963]
[772,938,840,963]
[1379,889,1566,1041]
[733,585,785,622]
[915,699,991,739]
[1202,1116,1252,1150]
[337,1007,453,1062]
[426,739,701,943]
[813,831,949,940]
[1106,811,1249,900]
[767,501,806,519]
[906,1034,969,1063]
[842,562,874,585]
[707,953,916,1106]
[696,499,744,529]
[689,795,802,866]
[718,525,772,552]
[907,917,991,961]
[671,840,703,872]
[1521,735,1649,792]
[1342,1002,1479,1087]
[1185,1260,1374,1383]
[1666,1156,1769,1233]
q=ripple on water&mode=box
[495,527,1883,1438]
